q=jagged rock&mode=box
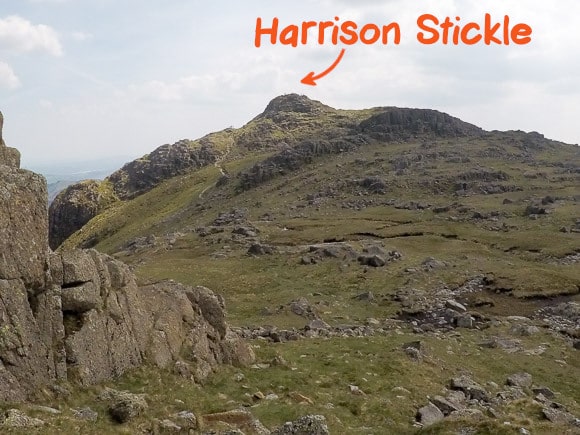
[0,112,21,168]
[358,255,386,267]
[402,341,426,361]
[49,139,218,249]
[506,372,533,388]
[450,376,489,401]
[359,107,483,139]
[0,167,48,289]
[0,117,254,402]
[173,411,197,430]
[542,407,576,425]
[271,414,329,435]
[431,395,463,415]
[99,388,148,423]
[532,386,555,399]
[0,409,44,428]
[289,298,318,319]
[109,140,218,200]
[248,243,277,256]
[446,300,467,312]
[416,403,444,426]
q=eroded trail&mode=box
[199,138,234,199]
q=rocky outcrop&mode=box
[359,107,483,139]
[0,112,253,402]
[107,139,218,200]
[48,180,117,250]
[48,139,218,249]
[0,111,21,168]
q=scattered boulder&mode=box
[248,243,277,255]
[506,373,533,388]
[422,257,447,270]
[416,403,444,426]
[431,395,463,416]
[272,414,329,435]
[289,298,318,319]
[542,407,577,425]
[449,376,489,402]
[0,409,44,428]
[532,387,555,399]
[173,411,197,430]
[358,254,386,267]
[446,299,467,312]
[99,388,148,423]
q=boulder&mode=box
[450,376,489,402]
[506,372,533,388]
[99,388,148,423]
[272,414,329,435]
[416,403,444,426]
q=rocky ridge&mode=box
[49,94,486,249]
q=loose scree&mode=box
[255,14,532,47]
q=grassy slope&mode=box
[48,105,580,433]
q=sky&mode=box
[0,0,579,168]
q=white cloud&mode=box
[0,61,20,89]
[0,15,63,56]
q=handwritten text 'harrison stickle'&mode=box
[255,15,532,47]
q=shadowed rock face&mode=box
[48,180,115,250]
[0,112,254,402]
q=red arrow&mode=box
[301,48,346,86]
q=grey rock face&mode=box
[0,114,254,401]
[416,403,444,426]
[48,180,116,249]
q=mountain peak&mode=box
[261,94,333,118]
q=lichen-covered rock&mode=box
[0,167,48,289]
[0,409,44,428]
[99,388,148,423]
[271,415,329,435]
[0,113,254,402]
[0,111,21,169]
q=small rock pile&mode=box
[415,373,580,430]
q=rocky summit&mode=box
[4,97,580,434]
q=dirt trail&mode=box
[199,138,233,199]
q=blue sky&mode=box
[1,0,579,167]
